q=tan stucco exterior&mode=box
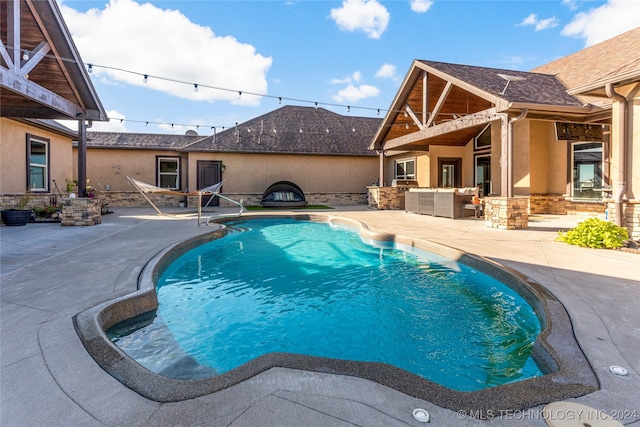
[0,118,74,195]
[74,148,378,198]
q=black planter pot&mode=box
[1,209,32,226]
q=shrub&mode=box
[556,217,629,249]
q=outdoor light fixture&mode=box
[22,51,29,60]
[143,74,148,83]
[88,63,93,73]
[194,84,198,92]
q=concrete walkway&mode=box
[1,206,638,426]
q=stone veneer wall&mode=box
[484,197,529,230]
[93,191,367,208]
[60,197,102,226]
[367,186,407,210]
[607,201,640,240]
[529,195,606,215]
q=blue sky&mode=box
[57,0,640,134]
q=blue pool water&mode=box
[110,218,543,391]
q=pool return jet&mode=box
[126,176,244,226]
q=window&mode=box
[28,135,49,191]
[395,159,415,180]
[572,142,603,200]
[475,124,491,150]
[157,157,180,189]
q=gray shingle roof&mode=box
[87,106,381,156]
[185,106,381,156]
[419,60,584,107]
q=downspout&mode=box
[507,109,528,197]
[605,83,627,226]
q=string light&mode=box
[194,84,198,92]
[4,48,425,117]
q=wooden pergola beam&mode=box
[382,108,501,151]
[0,67,83,117]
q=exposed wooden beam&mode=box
[7,0,20,71]
[422,71,427,125]
[20,41,51,76]
[404,103,424,131]
[426,81,452,128]
[0,67,82,118]
[25,0,88,112]
[382,108,500,151]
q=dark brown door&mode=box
[438,158,462,188]
[197,161,222,207]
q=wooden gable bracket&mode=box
[404,103,424,131]
[426,81,452,128]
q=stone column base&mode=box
[484,197,529,230]
[606,200,640,240]
[61,197,102,226]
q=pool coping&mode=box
[73,213,599,417]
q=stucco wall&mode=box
[529,120,552,194]
[186,152,377,194]
[76,148,378,197]
[75,148,179,192]
[513,119,531,195]
[1,118,74,194]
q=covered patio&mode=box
[368,59,611,230]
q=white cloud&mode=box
[330,71,363,84]
[562,0,640,46]
[410,0,433,13]
[57,110,129,132]
[332,84,380,102]
[562,0,578,11]
[59,0,272,105]
[330,0,390,39]
[375,63,396,79]
[518,13,559,31]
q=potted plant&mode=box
[1,191,33,226]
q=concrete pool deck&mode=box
[1,206,638,426]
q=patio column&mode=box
[77,119,87,197]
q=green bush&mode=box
[556,217,629,249]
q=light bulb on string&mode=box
[88,64,93,73]
[194,84,198,92]
[143,74,148,83]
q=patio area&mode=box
[1,206,638,426]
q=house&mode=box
[82,106,382,207]
[368,27,639,237]
[1,0,107,218]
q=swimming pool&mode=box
[74,214,598,412]
[109,218,542,391]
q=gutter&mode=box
[605,83,627,226]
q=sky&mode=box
[56,0,640,135]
